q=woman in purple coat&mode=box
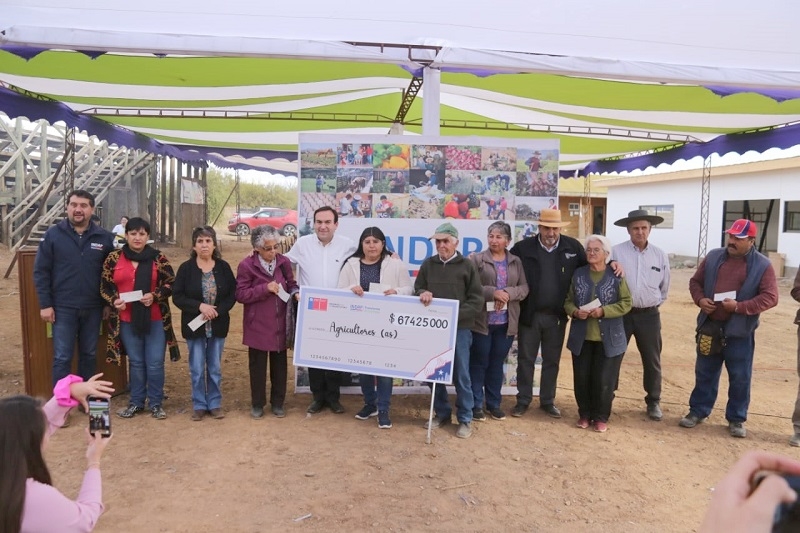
[235,226,299,419]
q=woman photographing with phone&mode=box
[0,373,114,533]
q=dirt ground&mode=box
[1,237,799,532]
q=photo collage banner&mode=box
[295,134,559,395]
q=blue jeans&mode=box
[688,334,754,423]
[470,324,514,410]
[428,328,474,423]
[51,306,103,386]
[187,336,225,411]
[120,320,166,408]
[360,374,393,412]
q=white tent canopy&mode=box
[3,1,800,174]
[6,0,800,87]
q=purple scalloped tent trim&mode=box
[0,45,46,61]
[1,46,106,60]
[170,144,296,161]
[579,123,800,176]
[3,75,797,178]
[0,86,290,172]
[704,85,800,103]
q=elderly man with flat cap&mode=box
[415,222,483,439]
[681,219,778,438]
[610,209,671,421]
[510,209,622,419]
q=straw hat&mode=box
[538,209,570,228]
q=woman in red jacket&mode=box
[235,225,299,419]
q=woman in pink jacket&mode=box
[235,225,299,419]
[0,373,114,533]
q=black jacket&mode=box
[510,234,587,326]
[33,220,114,309]
[172,258,237,339]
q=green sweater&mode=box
[414,252,483,329]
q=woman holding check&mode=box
[338,226,413,429]
[100,217,180,420]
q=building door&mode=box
[593,205,605,235]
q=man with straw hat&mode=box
[510,210,586,419]
[611,209,671,421]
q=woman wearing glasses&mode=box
[564,234,632,433]
[235,225,299,419]
[172,226,237,421]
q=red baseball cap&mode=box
[725,219,757,238]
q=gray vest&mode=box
[566,266,627,357]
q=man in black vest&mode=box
[509,209,585,418]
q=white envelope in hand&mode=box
[277,286,291,302]
[369,283,390,294]
[579,298,601,312]
[188,314,208,332]
[120,290,144,303]
[714,290,737,302]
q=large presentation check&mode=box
[293,287,459,384]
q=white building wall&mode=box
[603,163,800,272]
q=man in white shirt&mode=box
[611,209,671,421]
[284,206,356,414]
[111,215,128,237]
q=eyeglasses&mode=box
[259,244,281,252]
[586,248,605,254]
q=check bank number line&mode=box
[302,336,419,352]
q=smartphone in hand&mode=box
[87,396,112,438]
[754,472,800,533]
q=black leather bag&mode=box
[696,320,726,356]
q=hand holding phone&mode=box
[700,451,800,533]
[87,395,112,438]
[754,474,800,533]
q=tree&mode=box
[206,168,297,224]
[206,168,234,223]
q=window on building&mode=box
[568,202,580,217]
[639,204,674,229]
[785,201,800,232]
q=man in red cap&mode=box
[681,219,778,438]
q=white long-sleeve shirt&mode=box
[284,233,356,288]
[611,240,670,308]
